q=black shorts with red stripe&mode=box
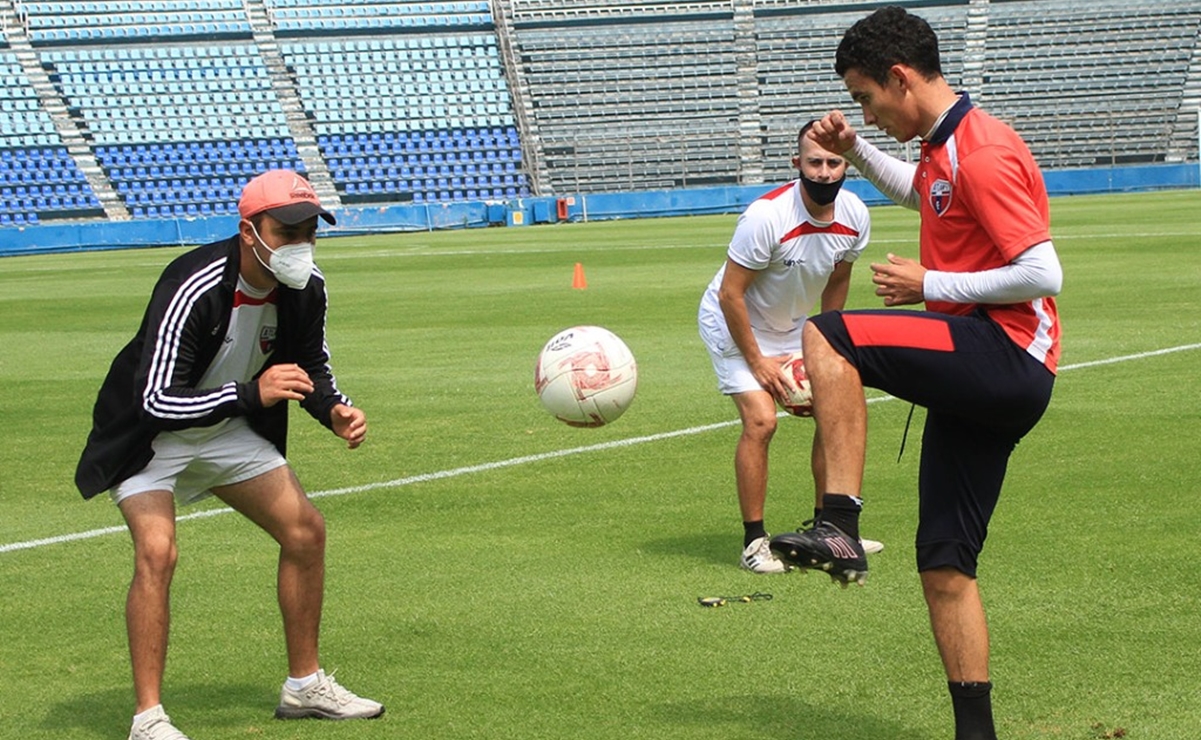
[808,308,1055,577]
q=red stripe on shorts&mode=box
[843,313,955,351]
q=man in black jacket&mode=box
[77,170,383,740]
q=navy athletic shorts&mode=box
[808,308,1055,577]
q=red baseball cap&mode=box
[238,169,335,225]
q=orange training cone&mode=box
[572,262,587,290]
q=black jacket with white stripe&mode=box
[75,235,351,500]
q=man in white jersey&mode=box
[76,170,383,740]
[698,122,881,573]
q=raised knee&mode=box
[920,566,974,603]
[802,321,827,353]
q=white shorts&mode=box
[109,417,288,506]
[698,312,802,396]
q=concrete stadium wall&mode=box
[2,162,1197,257]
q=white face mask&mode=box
[249,222,315,290]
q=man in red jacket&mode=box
[77,170,383,740]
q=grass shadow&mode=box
[640,529,738,569]
[42,681,270,737]
[655,692,928,740]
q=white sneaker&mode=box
[129,706,191,740]
[861,538,884,555]
[740,536,791,574]
[275,669,384,720]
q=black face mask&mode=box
[799,173,846,206]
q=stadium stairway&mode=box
[1,0,125,220]
[244,0,339,208]
[961,0,987,102]
[490,0,547,196]
[1169,27,1201,163]
[732,0,762,185]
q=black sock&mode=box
[948,681,997,740]
[818,494,861,540]
[812,506,823,524]
[743,520,767,547]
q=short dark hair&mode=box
[834,6,943,85]
[797,119,817,151]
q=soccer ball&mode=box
[778,352,813,417]
[534,325,638,427]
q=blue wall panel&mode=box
[1,164,1197,257]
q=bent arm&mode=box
[845,137,920,211]
[718,259,792,400]
[138,273,261,429]
[294,276,353,430]
[717,259,766,364]
[923,240,1063,304]
[819,260,854,312]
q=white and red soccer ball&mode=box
[778,351,813,417]
[534,325,638,427]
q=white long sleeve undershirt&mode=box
[924,240,1063,304]
[845,136,920,211]
[843,137,1061,304]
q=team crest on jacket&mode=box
[259,326,277,354]
[930,179,953,215]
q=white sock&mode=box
[132,704,164,726]
[286,670,321,691]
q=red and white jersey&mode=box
[699,181,871,337]
[197,276,278,390]
[916,102,1061,372]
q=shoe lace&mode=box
[137,714,188,740]
[897,403,917,463]
[317,670,362,707]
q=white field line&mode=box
[3,342,1199,556]
[1057,343,1201,371]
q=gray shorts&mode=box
[109,417,287,506]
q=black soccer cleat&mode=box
[769,521,868,588]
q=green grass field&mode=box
[2,190,1199,739]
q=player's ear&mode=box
[238,218,256,246]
